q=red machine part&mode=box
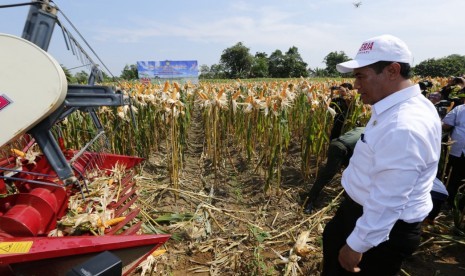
[68,150,145,173]
[0,186,67,237]
[0,149,146,237]
[0,234,171,275]
[0,146,169,275]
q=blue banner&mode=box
[137,60,199,83]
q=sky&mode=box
[1,0,464,77]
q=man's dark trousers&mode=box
[322,195,421,275]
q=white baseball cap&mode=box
[336,34,413,73]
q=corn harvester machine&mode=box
[0,1,169,275]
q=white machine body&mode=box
[0,33,67,147]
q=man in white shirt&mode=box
[442,96,465,210]
[322,34,442,275]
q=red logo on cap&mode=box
[358,42,374,54]
[0,94,12,111]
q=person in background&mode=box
[322,34,441,275]
[303,127,364,214]
[442,94,465,211]
[427,92,442,105]
[439,76,465,101]
[419,80,433,97]
[329,83,354,140]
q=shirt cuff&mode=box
[346,231,373,253]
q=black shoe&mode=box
[304,202,313,214]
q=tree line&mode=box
[199,42,465,79]
[199,43,359,79]
[64,42,465,83]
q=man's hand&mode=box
[338,244,362,273]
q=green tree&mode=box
[210,64,227,79]
[268,50,287,78]
[414,54,465,77]
[250,52,269,78]
[199,64,212,79]
[220,42,253,79]
[268,47,308,78]
[61,65,76,83]
[312,67,327,77]
[283,46,308,78]
[74,70,89,84]
[101,71,114,82]
[120,64,139,80]
[323,51,350,77]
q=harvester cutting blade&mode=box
[0,234,170,276]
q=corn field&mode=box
[59,78,368,193]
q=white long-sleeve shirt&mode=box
[442,104,465,157]
[341,84,442,253]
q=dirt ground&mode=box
[134,110,465,276]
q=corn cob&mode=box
[10,148,26,158]
[97,216,126,228]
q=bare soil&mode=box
[134,110,465,276]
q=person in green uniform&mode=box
[304,127,365,213]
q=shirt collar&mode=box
[372,84,421,115]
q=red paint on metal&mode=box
[0,141,169,275]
